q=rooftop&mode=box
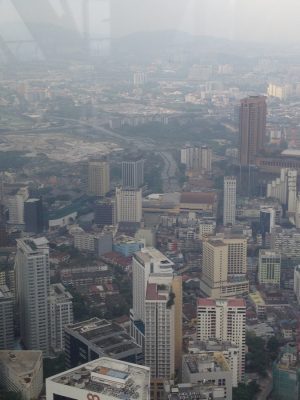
[0,351,42,388]
[48,357,150,400]
[0,285,13,301]
[180,192,217,205]
[146,283,168,301]
[197,298,245,308]
[167,383,226,400]
[134,247,174,270]
[249,291,266,306]
[259,249,281,258]
[183,353,230,374]
[65,318,141,358]
[17,237,49,253]
[49,283,73,301]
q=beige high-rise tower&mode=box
[88,160,110,197]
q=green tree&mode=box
[233,381,260,400]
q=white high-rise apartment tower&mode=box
[88,160,110,197]
[223,176,236,226]
[131,247,182,381]
[15,238,50,356]
[116,187,142,223]
[197,298,246,382]
[49,283,73,352]
[288,169,297,213]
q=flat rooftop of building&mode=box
[0,285,13,300]
[167,383,226,400]
[25,198,40,203]
[0,351,42,388]
[48,357,150,400]
[259,249,281,258]
[188,340,239,353]
[17,237,49,252]
[134,247,174,267]
[249,291,266,306]
[49,283,73,301]
[197,298,245,308]
[65,318,141,357]
[183,353,230,374]
[281,149,300,157]
[207,239,226,247]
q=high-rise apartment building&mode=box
[0,285,14,349]
[0,351,43,400]
[145,283,175,380]
[7,186,29,225]
[258,250,281,286]
[181,145,212,174]
[288,169,297,213]
[131,247,182,383]
[116,187,142,223]
[122,159,144,189]
[200,236,248,298]
[239,96,267,166]
[88,160,110,197]
[15,238,50,356]
[197,298,246,382]
[24,198,44,233]
[49,283,73,353]
[223,176,236,226]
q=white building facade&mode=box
[197,298,246,382]
[15,238,50,356]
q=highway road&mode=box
[158,151,181,192]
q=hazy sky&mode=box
[111,0,300,43]
[0,0,300,43]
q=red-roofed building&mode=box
[180,191,218,216]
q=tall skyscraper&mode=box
[88,160,110,197]
[197,298,246,382]
[0,285,14,349]
[223,176,236,226]
[116,187,142,223]
[94,198,116,226]
[122,159,144,189]
[15,238,50,356]
[7,186,29,225]
[24,198,44,233]
[131,247,182,383]
[239,96,267,166]
[145,282,175,380]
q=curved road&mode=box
[158,151,180,192]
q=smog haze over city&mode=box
[1,2,300,400]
